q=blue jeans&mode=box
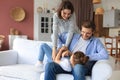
[38,43,53,62]
[44,61,96,80]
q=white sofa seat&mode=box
[0,38,112,80]
[40,72,91,80]
[0,64,41,80]
[40,60,112,80]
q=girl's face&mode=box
[61,9,71,20]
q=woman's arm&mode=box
[52,13,59,60]
[65,32,74,47]
[65,13,78,47]
[52,13,59,47]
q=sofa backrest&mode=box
[13,38,52,65]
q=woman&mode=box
[35,0,78,67]
[52,0,78,60]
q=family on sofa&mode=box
[35,1,110,80]
[0,1,112,80]
[36,20,109,80]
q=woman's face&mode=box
[61,9,71,20]
[81,27,94,40]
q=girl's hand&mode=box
[52,47,57,61]
[70,54,75,67]
[61,50,71,57]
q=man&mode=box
[44,20,109,80]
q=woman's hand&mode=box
[60,46,68,52]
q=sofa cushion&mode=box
[0,64,43,80]
[92,60,112,80]
[13,38,52,65]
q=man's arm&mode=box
[87,38,109,61]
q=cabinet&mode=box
[37,13,53,41]
[103,9,120,27]
[94,14,109,37]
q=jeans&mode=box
[44,61,96,80]
[38,43,53,62]
[45,62,71,80]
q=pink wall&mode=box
[0,0,33,50]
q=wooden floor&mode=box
[109,56,120,80]
[110,56,120,71]
[114,61,120,71]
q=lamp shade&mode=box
[93,0,101,4]
[95,8,104,14]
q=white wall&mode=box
[94,0,120,37]
[34,0,62,40]
[34,0,62,13]
[94,0,120,10]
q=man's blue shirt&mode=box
[58,32,109,61]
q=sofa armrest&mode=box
[92,60,112,80]
[0,50,18,66]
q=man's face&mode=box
[81,26,94,40]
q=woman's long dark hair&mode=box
[57,0,74,19]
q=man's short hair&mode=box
[80,20,96,32]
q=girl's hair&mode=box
[73,51,89,65]
[57,0,74,19]
[80,20,96,32]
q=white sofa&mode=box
[0,38,112,80]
